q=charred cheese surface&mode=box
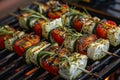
[87,38,109,60]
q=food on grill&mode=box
[36,42,88,79]
[62,11,120,46]
[25,41,51,65]
[42,18,62,39]
[13,34,40,56]
[18,9,48,30]
[18,12,32,30]
[87,38,109,60]
[49,26,67,45]
[37,43,60,75]
[96,20,117,39]
[72,15,100,33]
[47,3,68,19]
[75,34,97,55]
[63,32,81,52]
[34,1,68,19]
[59,52,88,80]
[16,7,120,47]
[4,31,25,51]
[33,19,46,36]
[0,25,15,49]
[107,27,120,46]
[0,1,120,80]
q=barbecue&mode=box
[0,0,120,80]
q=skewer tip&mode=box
[102,50,120,58]
[9,13,19,18]
[78,67,102,79]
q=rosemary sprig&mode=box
[52,7,62,12]
[68,8,85,16]
[0,29,13,36]
[83,7,90,16]
[22,8,49,21]
[59,55,71,68]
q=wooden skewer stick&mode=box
[32,1,41,6]
[102,50,120,58]
[9,13,19,18]
[78,67,102,79]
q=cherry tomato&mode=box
[104,20,117,26]
[42,57,59,75]
[14,34,40,56]
[96,20,116,39]
[34,20,46,37]
[61,4,68,13]
[51,29,65,45]
[48,11,61,19]
[0,36,5,49]
[41,47,70,75]
[96,24,107,39]
[73,19,83,32]
[48,4,68,19]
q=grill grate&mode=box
[0,0,120,80]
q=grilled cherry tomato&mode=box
[14,34,40,56]
[41,47,70,75]
[96,20,116,39]
[0,36,6,49]
[73,19,83,32]
[48,11,60,19]
[51,29,65,45]
[104,20,117,26]
[48,4,68,19]
[42,57,59,75]
[76,34,97,55]
[34,20,46,37]
[40,46,59,75]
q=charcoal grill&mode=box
[0,0,120,80]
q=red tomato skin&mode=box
[48,11,60,19]
[96,24,107,39]
[0,36,5,49]
[51,30,64,45]
[34,20,45,37]
[14,43,25,56]
[96,20,117,39]
[42,61,59,75]
[34,23,42,37]
[14,35,40,56]
[105,20,117,26]
[73,19,83,32]
[48,5,68,19]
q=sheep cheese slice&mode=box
[42,18,62,39]
[59,52,88,80]
[25,41,51,65]
[107,27,120,47]
[4,31,25,51]
[82,17,100,34]
[87,38,109,60]
[61,12,73,26]
[63,35,80,52]
[19,14,30,30]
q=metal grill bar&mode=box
[0,57,23,79]
[8,64,34,80]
